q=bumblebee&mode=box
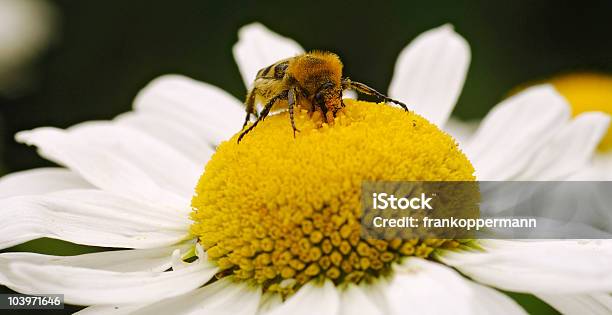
[238,51,408,142]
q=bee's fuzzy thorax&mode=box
[288,51,343,87]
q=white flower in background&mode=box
[547,73,612,179]
[448,72,612,179]
[447,72,612,232]
[0,0,55,95]
[0,22,610,315]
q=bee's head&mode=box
[314,80,343,114]
[290,52,344,114]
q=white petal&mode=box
[465,85,570,180]
[16,125,191,208]
[69,123,201,198]
[468,281,527,315]
[256,293,282,314]
[0,243,193,273]
[571,163,612,181]
[133,75,245,145]
[387,258,471,314]
[339,284,386,315]
[440,240,612,294]
[233,23,304,88]
[342,89,357,100]
[0,190,189,249]
[75,304,144,315]
[388,24,470,126]
[443,117,479,148]
[0,167,92,198]
[130,277,261,315]
[115,111,215,166]
[0,257,217,305]
[537,293,612,315]
[261,280,339,315]
[569,144,612,180]
[387,258,525,315]
[592,152,612,179]
[517,112,610,180]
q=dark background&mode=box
[1,0,611,175]
[0,1,611,313]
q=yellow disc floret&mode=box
[549,72,612,151]
[190,100,475,295]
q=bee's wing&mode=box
[255,58,291,80]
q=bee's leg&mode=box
[242,113,251,130]
[242,88,257,129]
[341,78,409,112]
[314,90,329,123]
[238,90,289,143]
[287,87,300,137]
[319,101,329,123]
[337,90,346,113]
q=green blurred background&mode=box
[2,0,612,174]
[1,0,611,313]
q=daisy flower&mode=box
[450,72,612,178]
[547,73,612,177]
[448,72,612,232]
[0,22,611,315]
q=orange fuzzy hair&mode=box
[288,51,343,87]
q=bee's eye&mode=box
[315,92,325,104]
[320,82,334,90]
[315,81,335,104]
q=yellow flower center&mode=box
[550,73,612,151]
[190,100,475,295]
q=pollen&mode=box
[190,100,475,295]
[550,72,612,151]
